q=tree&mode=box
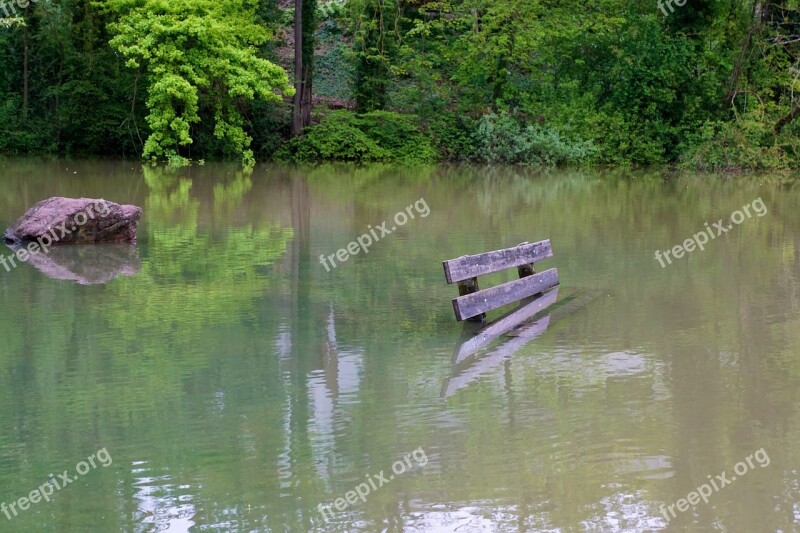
[0,4,31,117]
[292,0,316,136]
[103,0,294,163]
[351,0,401,112]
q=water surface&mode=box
[0,160,798,532]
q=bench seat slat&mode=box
[452,268,559,321]
[443,240,553,284]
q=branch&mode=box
[775,101,800,134]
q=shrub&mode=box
[473,112,597,166]
[249,101,292,161]
[679,117,791,171]
[276,110,437,164]
[427,113,475,161]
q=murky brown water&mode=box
[0,159,798,531]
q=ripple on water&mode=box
[131,459,198,531]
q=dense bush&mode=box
[276,110,437,164]
[473,112,597,166]
[0,96,49,155]
[680,117,793,171]
[428,114,475,162]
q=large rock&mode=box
[4,197,142,245]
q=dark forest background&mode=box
[2,0,800,169]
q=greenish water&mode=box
[0,160,799,532]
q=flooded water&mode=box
[0,159,798,532]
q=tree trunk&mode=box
[292,0,304,136]
[300,0,315,129]
[292,0,315,136]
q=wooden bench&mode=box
[442,240,559,322]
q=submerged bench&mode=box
[443,240,559,322]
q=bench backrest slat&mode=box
[443,240,553,284]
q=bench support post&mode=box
[517,264,536,278]
[518,263,542,297]
[457,278,485,322]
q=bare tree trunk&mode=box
[292,0,304,136]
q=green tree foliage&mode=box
[0,0,146,156]
[679,1,800,170]
[2,0,800,168]
[102,0,294,164]
[349,0,401,112]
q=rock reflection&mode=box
[9,244,141,285]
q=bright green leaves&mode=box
[0,17,24,28]
[142,73,199,162]
[103,0,294,164]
